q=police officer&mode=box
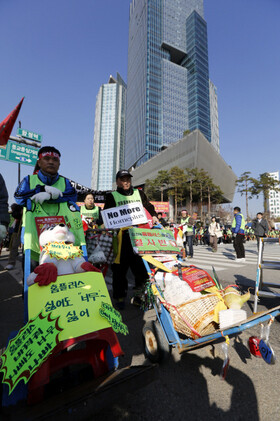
[231,206,246,261]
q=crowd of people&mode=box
[1,145,280,310]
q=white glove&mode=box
[44,185,63,200]
[31,192,51,204]
[0,224,7,242]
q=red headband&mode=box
[39,152,60,159]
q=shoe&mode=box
[5,264,15,270]
[235,258,244,262]
[131,295,142,307]
[115,298,125,311]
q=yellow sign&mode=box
[28,272,112,341]
[44,241,83,260]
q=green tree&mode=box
[145,170,170,201]
[250,172,280,214]
[168,167,187,219]
[185,168,200,213]
[236,171,253,219]
[145,178,160,201]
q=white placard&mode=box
[101,202,148,229]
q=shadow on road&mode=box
[92,351,259,421]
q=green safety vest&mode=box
[80,205,99,220]
[112,189,142,206]
[231,213,246,232]
[181,216,193,232]
[23,175,85,261]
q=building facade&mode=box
[209,80,220,153]
[268,171,280,218]
[91,74,126,191]
[130,130,236,204]
[125,0,218,169]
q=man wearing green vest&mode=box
[15,146,77,206]
[80,192,100,230]
[231,206,246,261]
[180,210,197,259]
[102,169,159,309]
[14,146,79,269]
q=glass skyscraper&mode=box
[209,80,220,153]
[125,0,217,169]
[91,74,126,191]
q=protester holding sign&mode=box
[80,192,100,230]
[14,146,78,272]
[14,146,77,206]
[102,170,159,309]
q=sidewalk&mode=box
[0,250,24,353]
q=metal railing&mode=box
[254,237,280,313]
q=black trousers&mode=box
[233,234,245,258]
[112,231,148,300]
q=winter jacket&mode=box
[14,170,77,206]
[252,218,269,237]
[0,174,9,227]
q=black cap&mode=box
[116,169,133,179]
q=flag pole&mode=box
[18,120,21,184]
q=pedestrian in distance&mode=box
[181,210,197,259]
[5,203,23,270]
[208,216,221,252]
[157,212,168,227]
[231,206,246,262]
[251,212,269,250]
[0,173,10,245]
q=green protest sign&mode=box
[0,312,62,394]
[99,302,129,335]
[128,228,180,255]
[28,272,112,341]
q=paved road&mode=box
[1,242,280,420]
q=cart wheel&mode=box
[143,320,171,363]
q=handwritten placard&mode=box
[0,312,62,394]
[44,241,83,260]
[101,203,147,229]
[99,302,129,335]
[128,228,180,255]
[28,272,112,341]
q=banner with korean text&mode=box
[128,228,180,255]
[28,272,112,341]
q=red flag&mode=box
[0,97,24,146]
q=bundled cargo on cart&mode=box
[127,226,280,368]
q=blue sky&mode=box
[1,0,279,217]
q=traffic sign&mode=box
[0,140,39,166]
[17,128,42,142]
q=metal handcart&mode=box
[139,236,280,365]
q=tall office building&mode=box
[209,80,220,153]
[91,74,126,191]
[268,171,280,218]
[125,0,218,169]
